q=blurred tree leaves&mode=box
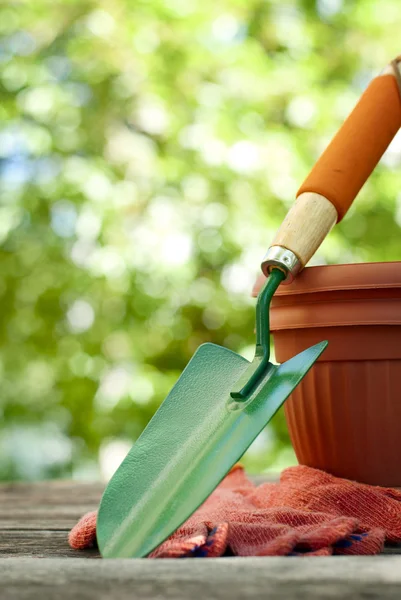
[0,0,401,479]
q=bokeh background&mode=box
[1,0,401,481]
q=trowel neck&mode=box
[255,268,286,361]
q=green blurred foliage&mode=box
[0,0,400,480]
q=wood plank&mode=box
[0,479,270,530]
[0,481,102,530]
[0,479,400,562]
[0,531,99,559]
[1,557,401,600]
[0,507,97,530]
[0,481,104,504]
[0,528,399,560]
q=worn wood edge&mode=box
[3,554,401,570]
[1,557,401,600]
[2,556,401,578]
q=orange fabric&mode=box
[69,465,401,557]
[297,74,401,221]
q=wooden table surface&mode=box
[1,480,401,599]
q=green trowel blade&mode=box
[97,340,327,558]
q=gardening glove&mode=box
[69,464,401,557]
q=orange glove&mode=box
[69,465,401,557]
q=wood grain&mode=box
[0,481,102,558]
[2,557,401,600]
[0,481,103,530]
[271,192,337,267]
[0,530,99,559]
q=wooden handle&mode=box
[263,63,401,278]
[270,192,337,268]
[297,72,401,221]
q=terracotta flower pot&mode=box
[253,262,401,486]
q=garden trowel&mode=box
[97,58,401,558]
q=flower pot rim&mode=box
[252,261,401,297]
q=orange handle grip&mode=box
[297,74,401,221]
